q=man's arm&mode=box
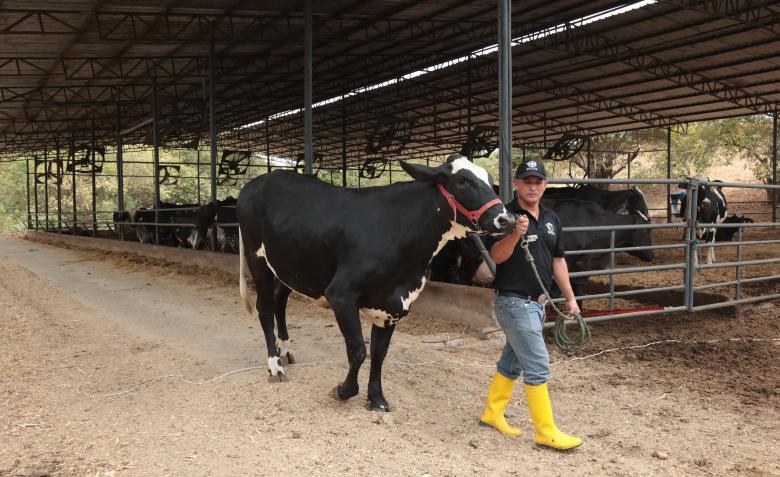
[552,257,581,317]
[489,215,529,264]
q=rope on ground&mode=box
[94,337,780,397]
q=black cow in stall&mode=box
[714,213,753,242]
[542,198,655,304]
[543,185,651,222]
[237,155,514,411]
[188,197,238,252]
[132,202,198,247]
[680,175,728,264]
[430,183,652,288]
[428,238,486,285]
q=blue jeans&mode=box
[494,295,550,385]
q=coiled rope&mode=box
[520,236,591,352]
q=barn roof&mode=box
[0,0,778,166]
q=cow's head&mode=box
[628,187,651,223]
[628,215,655,262]
[400,154,515,234]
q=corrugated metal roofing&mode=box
[1,0,778,167]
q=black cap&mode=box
[515,160,546,180]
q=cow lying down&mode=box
[237,155,515,411]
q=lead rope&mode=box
[520,235,591,352]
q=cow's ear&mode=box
[400,161,446,183]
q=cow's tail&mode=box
[239,227,256,315]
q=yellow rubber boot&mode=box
[479,373,522,436]
[525,382,582,450]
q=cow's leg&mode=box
[707,231,716,264]
[251,258,286,382]
[367,323,396,412]
[273,281,295,365]
[326,290,365,401]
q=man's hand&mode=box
[565,298,581,318]
[512,214,529,238]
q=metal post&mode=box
[303,0,313,175]
[209,40,218,251]
[56,143,62,233]
[772,111,777,223]
[735,226,743,299]
[152,76,161,245]
[683,181,699,311]
[666,127,672,223]
[116,110,125,241]
[586,136,592,177]
[497,0,513,203]
[265,117,271,174]
[196,149,202,204]
[609,230,616,310]
[71,134,77,235]
[25,158,31,229]
[33,155,39,230]
[43,147,49,231]
[626,150,631,190]
[342,105,347,187]
[91,125,97,237]
[467,54,473,162]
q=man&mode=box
[479,160,582,450]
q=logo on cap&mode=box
[527,161,538,169]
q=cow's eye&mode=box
[457,175,468,185]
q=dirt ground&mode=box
[1,234,779,477]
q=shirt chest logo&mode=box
[545,222,556,236]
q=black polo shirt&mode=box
[485,200,565,297]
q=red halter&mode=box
[437,184,504,227]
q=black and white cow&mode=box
[681,175,728,264]
[543,185,651,222]
[188,197,238,252]
[237,155,514,411]
[542,198,655,298]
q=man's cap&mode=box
[515,160,546,180]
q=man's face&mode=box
[514,176,547,205]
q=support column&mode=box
[71,133,77,235]
[116,108,125,241]
[342,105,347,187]
[43,147,50,231]
[197,149,202,204]
[152,76,161,245]
[466,54,473,162]
[772,111,777,223]
[497,0,513,203]
[56,143,62,233]
[303,0,313,175]
[667,126,672,223]
[266,117,271,173]
[209,40,218,251]
[33,154,39,230]
[586,136,592,177]
[25,158,31,229]
[91,125,97,236]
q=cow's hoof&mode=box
[334,384,358,401]
[367,398,391,412]
[282,352,296,366]
[268,372,288,383]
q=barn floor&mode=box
[1,233,778,477]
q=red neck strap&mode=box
[437,184,503,226]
